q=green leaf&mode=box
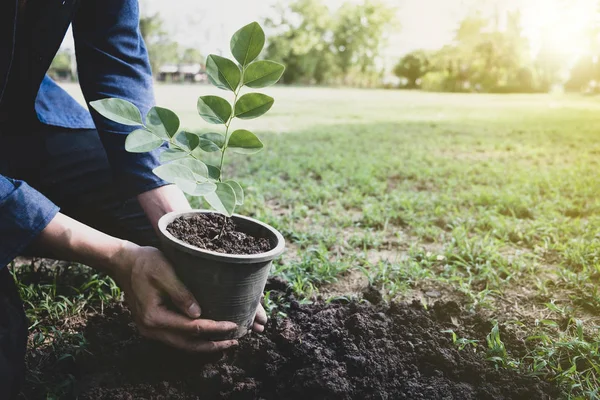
[228,129,263,154]
[200,132,226,149]
[173,131,200,152]
[230,21,265,66]
[125,129,163,153]
[204,182,237,216]
[174,178,217,196]
[160,148,187,163]
[190,132,225,154]
[207,164,221,180]
[171,158,209,179]
[89,98,143,126]
[153,163,196,184]
[146,106,180,139]
[197,96,232,124]
[198,139,221,153]
[206,55,242,92]
[234,93,274,119]
[243,60,285,88]
[225,180,244,205]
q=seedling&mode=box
[90,22,284,222]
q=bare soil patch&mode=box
[23,281,558,399]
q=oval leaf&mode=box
[200,132,226,149]
[175,178,217,196]
[125,129,163,153]
[230,21,265,66]
[146,106,180,139]
[206,55,242,92]
[243,60,285,88]
[90,98,143,126]
[160,148,188,163]
[172,158,209,179]
[197,96,232,124]
[207,164,221,180]
[228,129,263,154]
[225,180,244,205]
[204,182,237,216]
[174,131,200,152]
[234,93,274,120]
[153,163,196,184]
[198,138,221,153]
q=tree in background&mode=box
[566,4,600,92]
[420,11,540,93]
[180,48,204,65]
[566,56,596,91]
[139,12,180,73]
[48,50,74,81]
[332,0,397,86]
[393,50,430,88]
[265,0,397,86]
[264,0,336,84]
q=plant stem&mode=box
[218,87,241,182]
[168,140,202,161]
[216,80,242,240]
[218,214,227,239]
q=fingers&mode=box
[252,303,268,333]
[139,307,238,336]
[152,255,201,318]
[136,307,240,353]
[255,303,268,325]
[252,321,265,333]
[156,330,239,353]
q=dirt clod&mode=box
[167,213,271,255]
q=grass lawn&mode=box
[16,84,600,398]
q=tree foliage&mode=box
[139,12,180,72]
[418,11,545,93]
[181,48,204,65]
[393,51,430,88]
[264,0,397,86]
[264,0,336,84]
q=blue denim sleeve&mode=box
[0,175,59,268]
[72,0,167,197]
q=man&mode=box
[0,0,267,396]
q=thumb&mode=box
[158,269,201,319]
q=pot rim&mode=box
[158,209,286,263]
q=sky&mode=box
[61,0,600,67]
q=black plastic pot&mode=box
[157,210,285,340]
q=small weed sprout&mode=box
[486,322,508,362]
[441,329,479,351]
[90,22,285,229]
[263,291,287,318]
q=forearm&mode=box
[137,184,191,231]
[29,212,129,275]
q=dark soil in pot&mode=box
[167,213,271,255]
[25,279,558,399]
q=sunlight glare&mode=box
[521,0,597,60]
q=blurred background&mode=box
[50,0,600,94]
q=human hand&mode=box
[111,241,239,352]
[252,303,267,333]
[137,184,191,232]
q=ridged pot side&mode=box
[158,210,285,340]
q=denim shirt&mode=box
[0,0,167,268]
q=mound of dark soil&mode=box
[167,214,271,255]
[41,283,556,400]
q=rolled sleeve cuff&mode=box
[98,131,169,198]
[0,177,60,268]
